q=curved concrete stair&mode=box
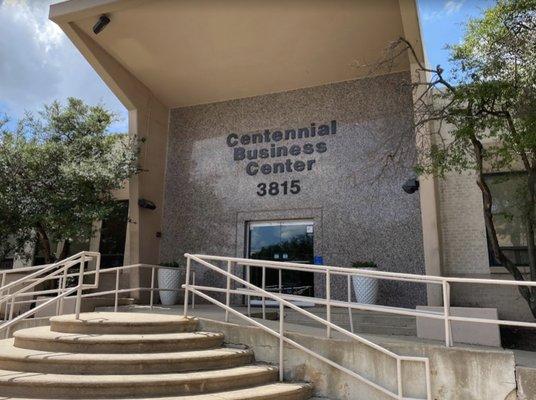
[0,312,312,399]
[0,340,254,374]
[0,365,279,398]
[0,382,313,400]
[50,312,198,334]
[14,326,225,353]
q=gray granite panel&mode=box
[160,72,426,307]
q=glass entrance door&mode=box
[247,220,314,296]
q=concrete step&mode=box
[0,339,254,374]
[0,382,313,400]
[50,312,197,334]
[13,326,224,353]
[0,364,279,398]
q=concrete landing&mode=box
[99,304,453,349]
[51,312,198,334]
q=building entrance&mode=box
[247,220,314,296]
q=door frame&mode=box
[246,219,315,262]
[236,208,323,299]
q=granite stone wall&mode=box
[160,72,426,308]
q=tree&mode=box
[371,0,536,316]
[0,98,138,264]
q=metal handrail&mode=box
[0,251,101,337]
[0,254,95,297]
[0,262,195,326]
[182,253,536,400]
[192,254,536,286]
[189,254,536,344]
[183,253,432,400]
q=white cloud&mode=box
[444,0,464,15]
[0,0,127,131]
[421,0,465,21]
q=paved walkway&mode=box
[100,303,508,352]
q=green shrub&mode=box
[351,261,378,269]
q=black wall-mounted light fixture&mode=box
[402,177,420,194]
[93,14,110,35]
[138,198,156,210]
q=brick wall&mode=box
[438,171,489,275]
[438,171,536,320]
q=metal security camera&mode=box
[93,15,110,35]
[402,178,420,194]
[138,198,156,210]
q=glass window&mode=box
[99,200,129,268]
[0,258,13,270]
[485,173,533,266]
[248,220,314,295]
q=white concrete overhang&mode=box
[49,0,425,111]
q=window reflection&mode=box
[485,173,533,266]
[248,221,314,295]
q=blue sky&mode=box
[0,0,495,133]
[419,0,495,79]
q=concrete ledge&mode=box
[416,306,501,347]
[516,366,536,400]
[197,317,516,400]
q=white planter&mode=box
[158,268,182,306]
[352,268,378,304]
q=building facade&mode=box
[45,0,534,320]
[160,73,425,306]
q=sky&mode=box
[419,0,495,74]
[0,0,496,133]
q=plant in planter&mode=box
[158,261,183,306]
[351,261,379,305]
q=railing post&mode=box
[326,270,331,338]
[347,274,354,333]
[55,276,62,316]
[94,252,101,287]
[114,268,120,312]
[424,359,432,400]
[278,269,282,294]
[7,294,15,338]
[75,254,85,319]
[150,266,155,310]
[59,266,68,315]
[3,288,10,325]
[279,301,284,381]
[396,358,403,399]
[442,281,452,347]
[246,265,251,317]
[191,272,196,309]
[225,261,232,322]
[183,256,191,317]
[262,266,266,320]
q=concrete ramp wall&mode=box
[198,318,517,400]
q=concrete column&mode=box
[53,22,170,302]
[399,0,444,305]
[127,103,169,266]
